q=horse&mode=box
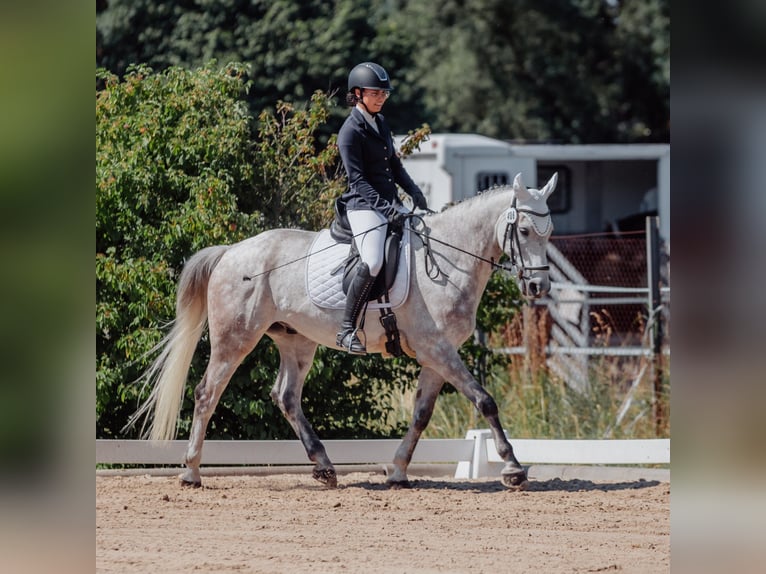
[130,171,558,490]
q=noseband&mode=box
[501,197,552,280]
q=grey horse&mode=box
[131,172,557,489]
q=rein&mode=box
[407,225,494,278]
[242,222,389,281]
[242,200,551,284]
[408,202,552,281]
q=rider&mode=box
[335,61,428,354]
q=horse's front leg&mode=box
[422,345,528,490]
[387,367,444,488]
[269,330,337,487]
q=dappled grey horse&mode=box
[131,172,557,489]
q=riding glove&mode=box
[411,191,428,211]
[387,210,405,228]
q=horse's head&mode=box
[496,172,557,298]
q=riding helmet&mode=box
[347,62,393,92]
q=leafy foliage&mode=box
[97,0,669,143]
[251,92,346,230]
[389,0,668,142]
[97,63,262,436]
[97,0,386,130]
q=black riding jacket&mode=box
[336,107,423,217]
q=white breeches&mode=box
[347,209,389,277]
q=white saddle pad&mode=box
[306,228,411,310]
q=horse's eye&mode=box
[519,227,530,237]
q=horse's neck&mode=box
[424,190,510,300]
[431,190,510,263]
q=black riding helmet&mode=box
[347,62,393,93]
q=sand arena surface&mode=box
[97,472,669,573]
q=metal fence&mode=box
[497,217,670,396]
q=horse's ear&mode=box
[513,173,530,200]
[541,172,558,200]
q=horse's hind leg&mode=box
[181,344,254,487]
[268,328,337,487]
[421,345,528,490]
[387,367,444,488]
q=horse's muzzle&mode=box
[524,276,550,298]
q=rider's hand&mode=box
[411,191,428,211]
[387,210,404,228]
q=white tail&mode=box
[126,245,229,441]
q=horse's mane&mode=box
[426,184,512,221]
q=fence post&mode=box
[646,216,665,434]
[522,303,548,378]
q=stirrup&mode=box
[336,328,366,355]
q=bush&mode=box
[97,62,262,437]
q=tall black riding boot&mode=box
[336,263,376,354]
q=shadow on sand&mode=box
[343,477,662,493]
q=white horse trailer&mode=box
[397,133,670,247]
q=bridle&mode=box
[405,196,552,286]
[500,196,552,282]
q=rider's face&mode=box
[359,88,389,113]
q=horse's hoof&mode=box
[312,467,338,488]
[501,470,529,491]
[180,478,202,488]
[386,479,412,490]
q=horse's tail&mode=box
[126,245,229,441]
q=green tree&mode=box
[393,0,668,143]
[97,1,399,131]
[613,0,670,140]
[97,62,262,436]
[97,1,668,143]
[251,93,345,230]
